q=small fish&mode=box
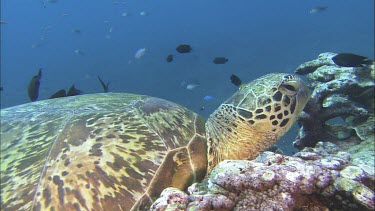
[230,74,242,86]
[309,6,328,14]
[134,48,146,59]
[67,84,81,96]
[121,12,129,17]
[0,86,3,91]
[166,54,173,62]
[200,106,205,111]
[213,57,228,64]
[72,29,81,34]
[0,20,7,24]
[74,49,85,56]
[139,11,149,16]
[49,89,66,99]
[98,76,110,93]
[186,84,199,90]
[332,53,373,67]
[176,44,192,53]
[27,68,42,102]
[203,95,214,100]
[31,43,43,48]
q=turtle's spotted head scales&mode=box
[206,73,310,172]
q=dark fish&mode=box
[0,86,3,91]
[176,44,192,53]
[49,89,66,99]
[230,74,242,86]
[213,57,228,64]
[72,29,81,34]
[27,68,42,101]
[166,54,173,62]
[309,6,328,14]
[332,53,373,67]
[98,76,110,93]
[67,84,81,96]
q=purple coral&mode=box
[151,142,374,210]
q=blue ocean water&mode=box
[1,0,374,153]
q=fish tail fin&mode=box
[37,68,43,78]
[98,75,109,92]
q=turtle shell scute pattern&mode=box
[0,93,207,210]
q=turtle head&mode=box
[205,73,310,172]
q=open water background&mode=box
[1,0,374,154]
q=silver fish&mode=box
[309,6,328,14]
[186,84,199,90]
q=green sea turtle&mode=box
[0,73,310,210]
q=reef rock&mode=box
[294,52,374,149]
[151,141,374,210]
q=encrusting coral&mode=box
[151,52,374,211]
[151,141,374,210]
[152,141,375,210]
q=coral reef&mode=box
[151,52,374,211]
[293,52,374,149]
[151,141,374,210]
